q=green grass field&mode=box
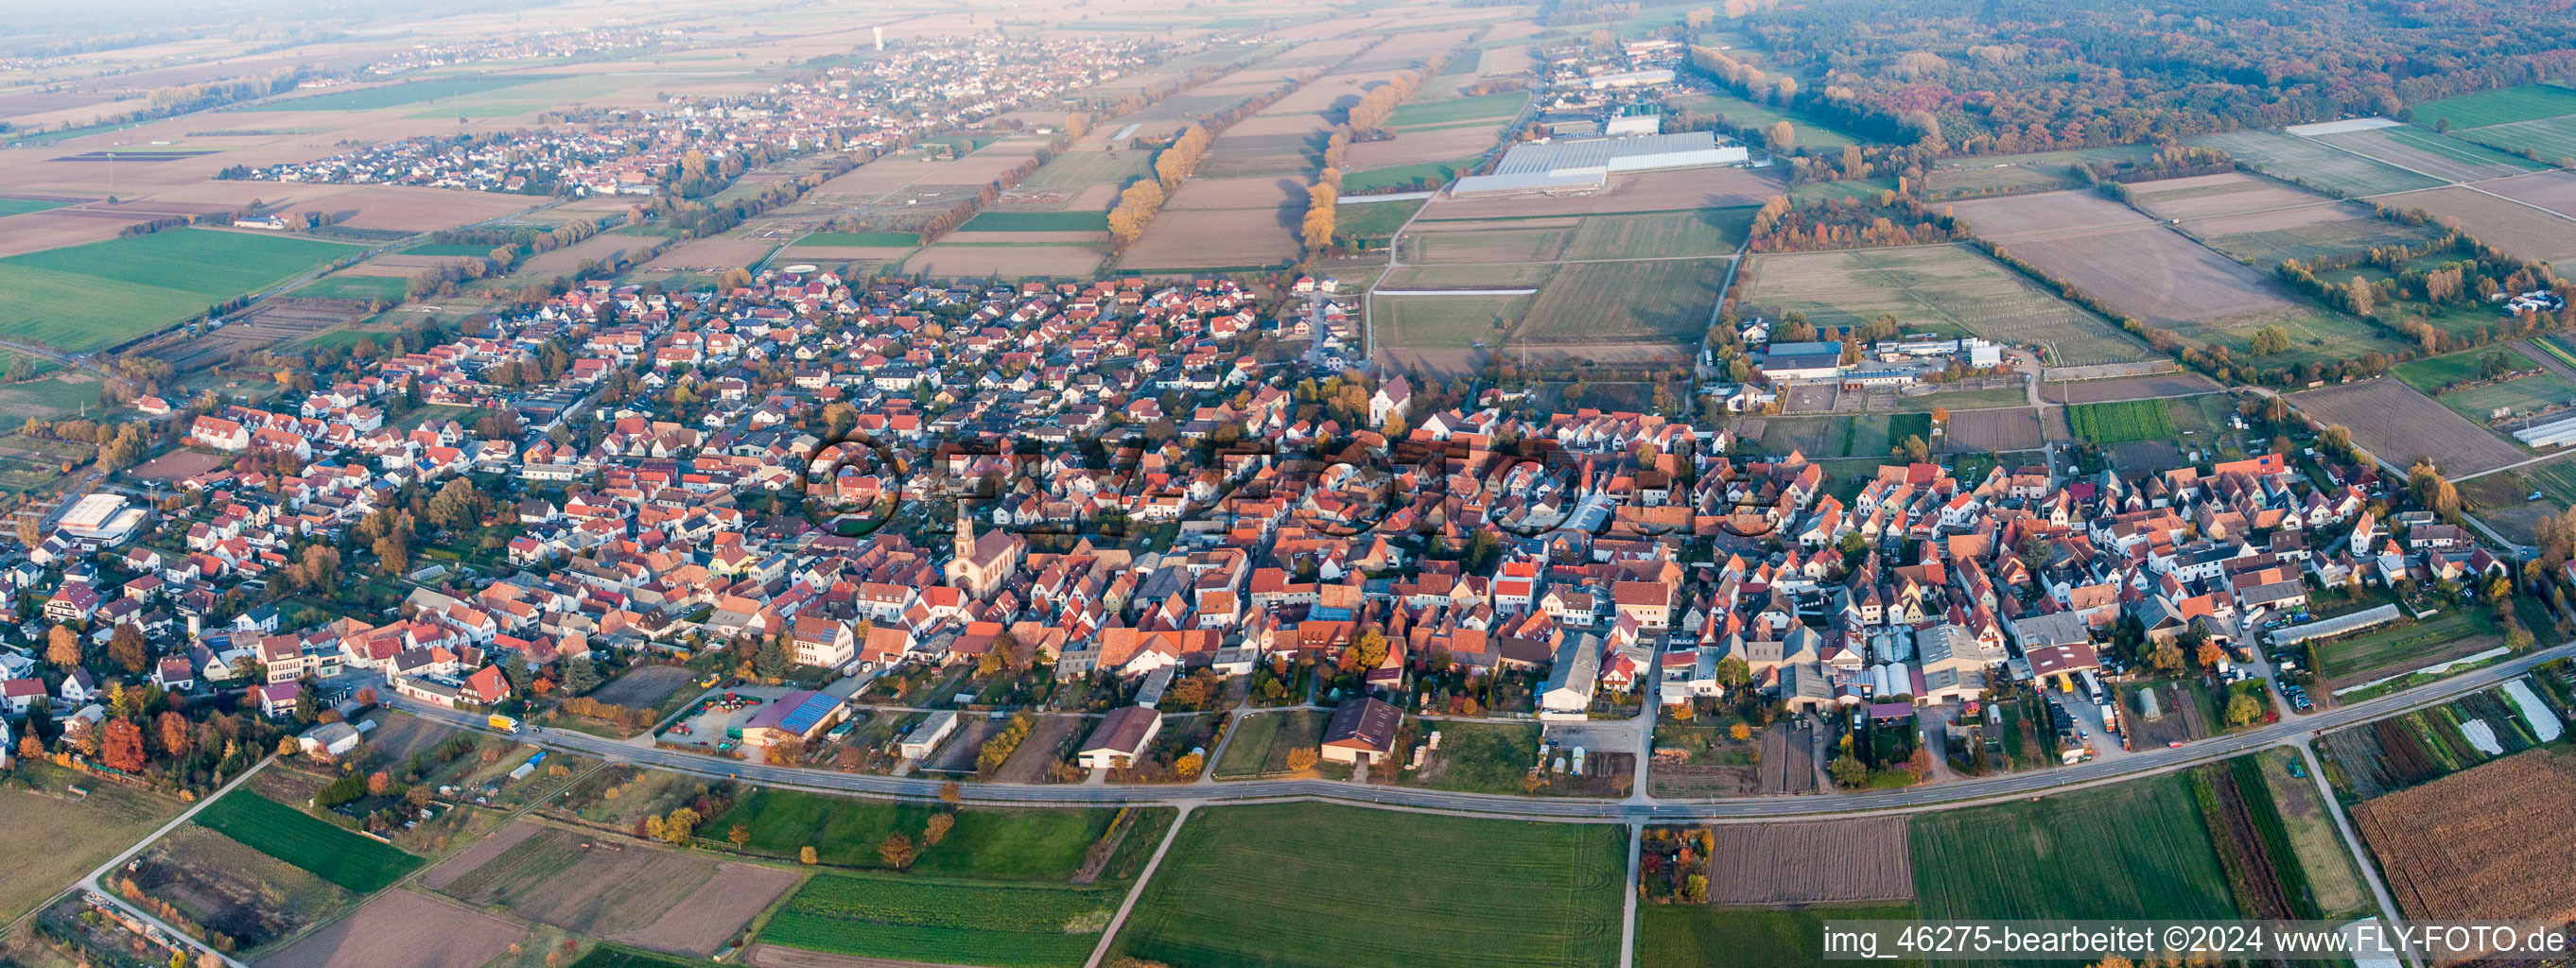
[960,211,1110,232]
[1212,708,1330,780]
[401,242,502,257]
[2185,130,2446,198]
[2437,372,2576,422]
[1346,157,1481,194]
[1400,720,1540,794]
[565,946,705,968]
[192,789,422,892]
[0,199,75,217]
[1739,245,2153,366]
[2358,125,2550,173]
[1641,903,1922,968]
[1111,803,1625,968]
[1381,293,1534,350]
[2456,115,2576,164]
[0,762,184,922]
[795,231,920,248]
[2410,84,2576,131]
[2394,345,2539,391]
[270,74,568,112]
[0,229,359,352]
[1911,774,2237,923]
[2316,609,2500,681]
[1386,91,1528,130]
[1333,198,1425,243]
[709,789,1116,879]
[1668,90,1866,150]
[2197,215,2445,267]
[2066,399,2177,444]
[761,873,1115,968]
[291,275,409,301]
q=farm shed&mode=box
[1078,705,1162,769]
[901,710,960,759]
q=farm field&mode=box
[2477,169,2576,220]
[1110,803,1625,968]
[1909,773,2237,922]
[903,244,1106,279]
[1333,198,1425,245]
[1018,148,1152,189]
[1346,156,1481,194]
[2433,372,2576,423]
[2064,399,2174,444]
[2349,749,2576,924]
[2315,674,2567,799]
[0,198,75,217]
[0,762,185,923]
[1560,208,1754,260]
[959,211,1110,232]
[2185,757,2306,919]
[2371,185,2576,262]
[1736,246,2155,366]
[707,788,1121,879]
[260,890,526,968]
[1923,147,2156,199]
[0,228,360,352]
[2250,750,2373,918]
[2313,125,2547,182]
[267,74,568,112]
[1639,903,1922,968]
[2290,379,2529,475]
[1375,292,1532,375]
[1702,818,1912,905]
[1518,258,1722,351]
[794,231,919,248]
[2312,608,2501,686]
[2455,115,2576,164]
[2408,84,2576,130]
[291,274,409,301]
[429,822,793,955]
[2185,130,2446,197]
[193,788,423,893]
[2393,345,2538,393]
[1952,192,2311,343]
[2040,372,2221,404]
[1385,90,1527,129]
[758,873,1117,968]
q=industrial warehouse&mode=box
[1448,131,1749,198]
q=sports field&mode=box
[1110,803,1625,968]
[270,74,568,112]
[959,211,1111,232]
[193,789,423,892]
[759,873,1117,968]
[1910,774,2237,922]
[2185,130,2445,197]
[0,228,359,352]
[2409,84,2576,131]
[1737,245,2154,366]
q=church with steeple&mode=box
[949,501,1025,600]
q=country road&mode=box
[403,638,2576,821]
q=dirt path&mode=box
[1082,804,1194,968]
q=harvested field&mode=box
[2290,379,2527,475]
[2314,126,2545,182]
[1757,722,1817,795]
[523,233,650,274]
[775,246,916,265]
[2192,211,2446,267]
[2477,169,2576,220]
[436,824,720,939]
[2130,173,2333,221]
[903,244,1105,279]
[258,890,524,968]
[642,238,774,271]
[1421,165,1786,218]
[1344,125,1506,170]
[936,230,1105,245]
[1118,206,1297,269]
[2042,372,2219,403]
[611,862,801,957]
[1737,246,2153,366]
[2371,185,2576,262]
[1942,407,2046,452]
[589,666,695,710]
[300,185,547,233]
[420,821,542,891]
[1951,189,2148,238]
[2350,750,2576,924]
[1401,218,1575,263]
[1705,818,1913,905]
[1519,258,1721,347]
[1159,177,1302,211]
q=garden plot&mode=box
[1942,407,2048,452]
[2290,379,2528,475]
[1736,246,2154,366]
[114,824,355,951]
[1704,818,1913,905]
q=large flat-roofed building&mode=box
[1451,132,1748,198]
[58,493,148,547]
[1757,340,1847,383]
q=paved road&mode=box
[407,639,2576,821]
